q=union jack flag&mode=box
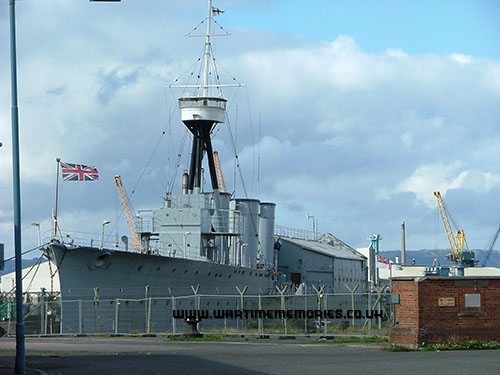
[61,162,99,181]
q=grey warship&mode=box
[46,0,276,302]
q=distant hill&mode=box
[379,249,500,267]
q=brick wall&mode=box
[389,276,500,347]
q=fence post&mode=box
[258,293,262,335]
[38,288,46,335]
[312,285,325,331]
[7,301,11,336]
[236,286,248,332]
[114,298,119,334]
[366,285,387,331]
[145,285,150,334]
[171,295,176,334]
[191,285,200,331]
[93,287,99,334]
[323,293,328,335]
[78,299,83,334]
[59,299,63,335]
[368,289,372,333]
[275,285,288,335]
[304,295,308,334]
[376,286,388,330]
[147,297,152,334]
[345,283,359,328]
[44,301,48,335]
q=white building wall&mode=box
[0,261,60,293]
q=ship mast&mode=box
[179,0,223,193]
[175,0,234,194]
[203,0,212,98]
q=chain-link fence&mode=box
[1,289,392,336]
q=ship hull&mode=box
[48,243,273,301]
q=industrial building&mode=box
[0,261,59,294]
[277,233,368,293]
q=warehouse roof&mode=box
[279,233,365,261]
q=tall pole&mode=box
[203,0,212,97]
[401,221,406,265]
[54,158,61,238]
[9,0,26,373]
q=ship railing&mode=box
[178,96,227,110]
[53,230,129,252]
[136,210,155,233]
[275,225,316,241]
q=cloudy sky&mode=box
[1,0,500,259]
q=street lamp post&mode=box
[9,0,25,372]
[100,221,111,250]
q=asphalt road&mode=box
[0,337,499,375]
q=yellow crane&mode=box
[114,175,142,253]
[434,191,475,267]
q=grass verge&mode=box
[422,341,500,351]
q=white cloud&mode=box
[392,162,500,208]
[450,53,473,64]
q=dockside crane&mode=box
[114,175,142,253]
[481,224,500,267]
[434,191,475,267]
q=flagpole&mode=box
[54,158,61,238]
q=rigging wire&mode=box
[0,244,45,266]
[185,18,207,36]
[105,45,209,238]
[23,254,45,294]
[3,250,46,297]
[105,13,246,239]
[225,112,249,199]
[106,93,179,239]
[212,18,230,35]
[244,86,256,196]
